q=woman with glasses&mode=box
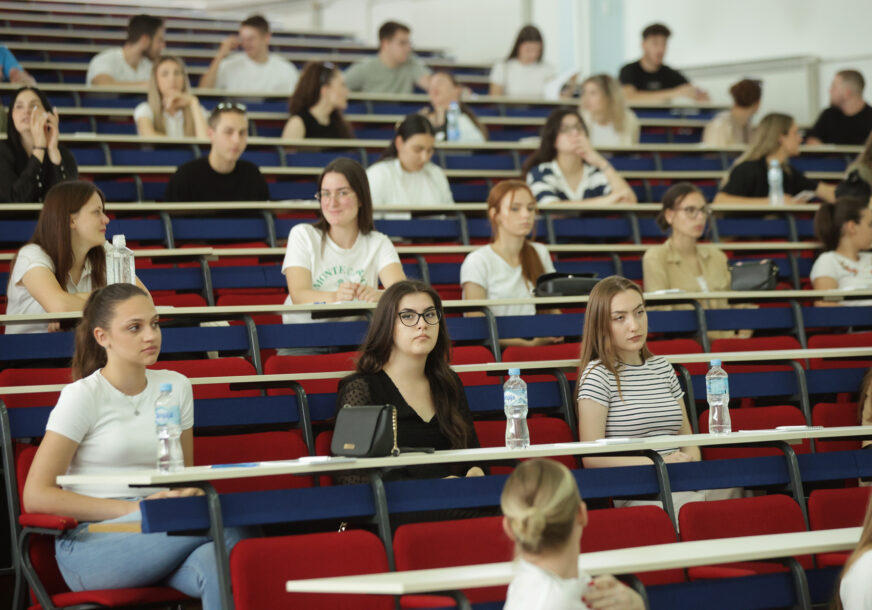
[522,108,636,206]
[281,61,353,140]
[336,279,485,480]
[281,157,405,329]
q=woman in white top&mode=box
[6,180,147,334]
[579,74,640,147]
[524,108,636,205]
[366,114,454,214]
[422,71,487,143]
[134,56,208,138]
[502,458,644,610]
[282,157,406,326]
[489,25,555,99]
[23,283,250,608]
[811,196,872,305]
[461,180,559,346]
[838,495,872,609]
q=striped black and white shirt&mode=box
[526,160,611,204]
[577,355,685,445]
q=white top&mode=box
[6,243,97,335]
[434,112,486,144]
[460,243,555,316]
[215,53,299,94]
[504,558,591,610]
[810,251,872,291]
[86,47,152,84]
[580,109,641,147]
[841,550,872,609]
[280,223,400,325]
[46,369,194,499]
[133,101,207,138]
[489,59,556,99]
[366,158,455,219]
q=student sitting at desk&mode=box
[579,74,640,147]
[523,108,636,206]
[860,369,872,449]
[281,61,354,141]
[134,56,208,138]
[22,283,251,609]
[422,71,487,143]
[336,280,486,480]
[502,459,644,610]
[6,181,148,335]
[811,196,872,304]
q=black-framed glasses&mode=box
[397,308,442,327]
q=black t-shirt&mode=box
[619,60,688,91]
[808,104,872,145]
[164,156,270,202]
[297,109,348,139]
[336,369,483,480]
[721,158,819,198]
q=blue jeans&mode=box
[55,509,251,609]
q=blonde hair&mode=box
[581,74,629,133]
[722,113,794,186]
[147,56,196,136]
[501,459,580,554]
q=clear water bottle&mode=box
[706,360,732,435]
[446,101,461,142]
[155,383,184,472]
[504,368,530,449]
[106,234,136,285]
[767,159,784,206]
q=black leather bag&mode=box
[331,404,400,458]
[535,272,600,297]
[729,259,778,291]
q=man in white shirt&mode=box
[198,15,298,94]
[344,21,431,94]
[86,15,165,86]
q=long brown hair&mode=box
[72,283,150,379]
[288,61,353,138]
[521,108,587,176]
[506,25,544,62]
[722,113,794,186]
[350,280,472,449]
[147,56,196,136]
[10,181,107,294]
[428,71,488,140]
[313,157,374,236]
[858,368,872,426]
[487,180,546,286]
[576,275,652,398]
[814,196,869,251]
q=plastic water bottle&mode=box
[446,101,461,142]
[706,360,732,435]
[504,368,530,449]
[767,159,784,206]
[106,234,136,285]
[155,383,184,472]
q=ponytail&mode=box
[814,196,868,252]
[71,284,149,380]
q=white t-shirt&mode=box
[841,550,872,609]
[434,113,486,144]
[489,59,556,99]
[86,47,152,84]
[504,558,591,610]
[6,243,98,335]
[580,109,641,147]
[215,53,299,94]
[46,369,194,499]
[810,251,872,291]
[133,101,207,138]
[366,158,454,219]
[280,223,400,325]
[460,243,555,316]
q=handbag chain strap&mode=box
[390,405,400,457]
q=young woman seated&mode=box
[489,25,555,99]
[23,284,251,609]
[838,490,872,607]
[714,112,835,204]
[134,56,208,138]
[281,61,353,140]
[6,180,148,335]
[422,71,487,143]
[336,280,486,480]
[579,74,640,147]
[810,196,872,305]
[523,108,636,205]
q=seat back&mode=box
[709,336,803,373]
[648,339,706,375]
[584,505,683,585]
[393,516,514,604]
[808,332,872,369]
[697,405,811,459]
[150,358,258,399]
[450,344,497,386]
[231,530,392,610]
[264,351,358,396]
[0,368,72,408]
[812,402,862,452]
[473,419,576,472]
[808,487,871,530]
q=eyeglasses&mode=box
[397,308,442,327]
[676,205,711,219]
[315,188,355,202]
[558,124,585,134]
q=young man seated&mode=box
[344,21,431,94]
[806,70,872,146]
[86,14,165,87]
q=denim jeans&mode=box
[55,509,250,609]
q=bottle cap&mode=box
[159,383,172,392]
[710,359,721,366]
[112,234,126,248]
[508,368,520,376]
[768,159,779,167]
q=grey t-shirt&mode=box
[344,56,430,93]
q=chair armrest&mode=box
[19,513,78,530]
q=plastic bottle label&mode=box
[504,388,526,408]
[706,377,728,395]
[155,403,181,427]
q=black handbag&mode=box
[535,272,600,297]
[331,404,400,458]
[729,259,779,291]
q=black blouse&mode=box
[0,141,78,203]
[336,369,484,480]
[297,109,347,140]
